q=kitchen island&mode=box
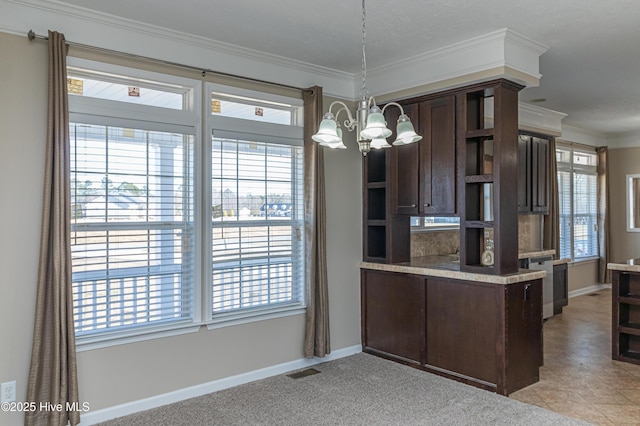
[609,259,640,364]
[361,257,546,396]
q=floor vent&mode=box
[286,368,321,380]
[589,293,601,296]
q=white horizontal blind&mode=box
[573,172,598,258]
[71,123,194,336]
[556,145,598,261]
[211,137,304,315]
[557,170,572,260]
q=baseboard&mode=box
[79,345,362,425]
[568,283,611,299]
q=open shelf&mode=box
[613,270,640,365]
[457,81,521,275]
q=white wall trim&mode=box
[558,124,608,147]
[568,283,611,299]
[364,28,548,99]
[78,345,362,425]
[1,0,354,97]
[1,1,547,103]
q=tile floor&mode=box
[510,288,640,425]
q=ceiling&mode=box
[52,0,640,137]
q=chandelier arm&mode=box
[380,102,406,116]
[334,106,358,131]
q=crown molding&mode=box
[1,0,355,96]
[363,28,548,100]
[2,1,548,103]
[558,124,608,147]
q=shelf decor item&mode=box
[311,0,421,156]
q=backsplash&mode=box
[411,230,459,257]
[410,215,542,257]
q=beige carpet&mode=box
[99,353,589,425]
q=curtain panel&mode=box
[597,146,611,284]
[302,86,330,358]
[26,31,80,426]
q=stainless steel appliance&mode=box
[525,255,554,319]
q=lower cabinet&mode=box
[361,269,543,395]
[553,262,569,315]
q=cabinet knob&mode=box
[424,203,431,207]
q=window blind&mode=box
[70,123,195,336]
[211,137,304,315]
[556,146,599,261]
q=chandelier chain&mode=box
[361,0,368,100]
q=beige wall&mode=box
[609,147,640,262]
[0,32,362,425]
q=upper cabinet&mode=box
[390,95,456,216]
[518,133,550,215]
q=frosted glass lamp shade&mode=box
[320,125,347,149]
[393,115,422,145]
[370,138,391,149]
[360,106,392,140]
[312,113,341,144]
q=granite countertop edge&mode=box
[608,260,640,272]
[360,260,547,285]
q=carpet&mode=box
[99,353,589,425]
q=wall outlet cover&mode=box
[1,381,16,403]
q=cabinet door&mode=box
[420,96,456,215]
[426,278,497,384]
[517,135,532,213]
[531,137,549,214]
[390,103,420,215]
[361,270,425,364]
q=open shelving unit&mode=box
[362,149,410,263]
[613,270,640,364]
[456,80,522,275]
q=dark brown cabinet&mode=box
[612,269,640,365]
[361,269,425,364]
[518,134,550,215]
[553,261,568,315]
[362,149,410,263]
[361,268,543,395]
[457,80,521,276]
[390,96,456,216]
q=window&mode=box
[67,60,305,344]
[68,59,200,344]
[207,84,305,323]
[557,146,599,261]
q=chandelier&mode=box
[311,0,422,156]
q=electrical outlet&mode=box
[1,381,16,403]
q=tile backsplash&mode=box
[410,215,542,257]
[411,230,459,257]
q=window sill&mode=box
[206,304,306,330]
[75,321,201,352]
[569,256,600,266]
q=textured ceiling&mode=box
[51,0,640,136]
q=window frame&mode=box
[67,60,308,349]
[203,82,306,328]
[556,144,599,263]
[67,57,203,350]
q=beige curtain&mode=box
[303,86,330,358]
[543,137,560,259]
[597,146,611,283]
[26,31,80,426]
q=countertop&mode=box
[361,255,547,285]
[518,249,557,260]
[608,259,640,273]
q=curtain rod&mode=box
[27,30,304,92]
